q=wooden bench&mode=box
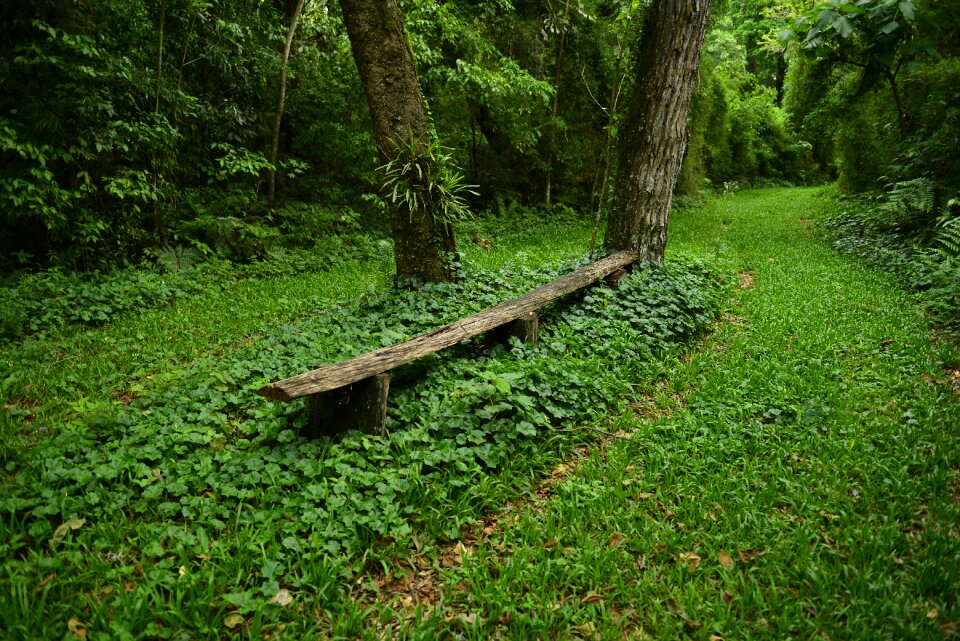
[257,250,638,437]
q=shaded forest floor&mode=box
[2,188,959,640]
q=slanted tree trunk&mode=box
[268,0,307,206]
[338,0,457,282]
[604,0,711,261]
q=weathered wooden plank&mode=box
[258,250,638,401]
[305,373,390,438]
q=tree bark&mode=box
[338,0,457,282]
[604,0,711,261]
[544,0,571,205]
[882,67,908,140]
[268,0,307,206]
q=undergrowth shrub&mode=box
[0,235,389,343]
[0,254,728,601]
[823,186,960,329]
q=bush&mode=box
[823,187,960,329]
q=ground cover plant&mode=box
[0,204,593,435]
[0,202,729,639]
[821,182,960,331]
[336,187,960,640]
[2,187,958,640]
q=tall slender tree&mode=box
[268,0,307,205]
[605,0,711,260]
[338,0,458,282]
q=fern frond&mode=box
[932,215,960,258]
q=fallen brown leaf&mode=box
[67,618,87,639]
[50,518,86,549]
[544,537,560,550]
[718,550,734,570]
[929,607,940,619]
[678,552,701,571]
[608,532,626,548]
[738,549,761,564]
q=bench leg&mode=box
[602,268,628,289]
[508,311,539,345]
[305,373,390,438]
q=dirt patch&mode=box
[947,369,960,395]
[471,234,493,249]
[629,379,685,421]
[738,272,755,290]
[2,397,42,412]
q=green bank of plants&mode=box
[0,248,727,639]
[0,200,390,342]
[822,179,960,330]
[356,187,960,640]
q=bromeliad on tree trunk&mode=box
[338,0,462,283]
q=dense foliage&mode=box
[1,0,819,274]
[0,253,727,637]
[823,184,960,329]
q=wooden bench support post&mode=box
[508,311,539,345]
[305,373,390,438]
[602,268,629,290]
[488,310,539,347]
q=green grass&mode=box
[345,188,960,639]
[1,260,388,422]
[2,188,958,640]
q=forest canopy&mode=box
[0,0,957,273]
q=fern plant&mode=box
[879,177,936,231]
[931,197,960,257]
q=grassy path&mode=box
[368,188,960,639]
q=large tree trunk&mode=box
[338,0,456,282]
[604,0,711,261]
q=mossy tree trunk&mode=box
[604,0,711,261]
[338,0,457,282]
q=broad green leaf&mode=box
[833,16,854,37]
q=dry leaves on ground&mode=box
[678,552,701,571]
[718,549,734,570]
